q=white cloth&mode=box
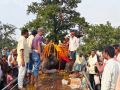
[69,36,79,51]
[17,36,28,89]
[114,53,120,70]
[104,59,107,64]
[68,78,81,89]
[8,55,14,66]
[8,55,11,66]
[87,55,97,74]
[94,75,100,85]
[17,36,29,64]
[101,58,120,90]
[27,35,34,53]
[18,64,26,88]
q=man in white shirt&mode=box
[87,50,98,89]
[69,31,79,62]
[27,30,37,53]
[17,29,29,90]
[101,46,120,90]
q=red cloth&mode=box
[59,56,70,62]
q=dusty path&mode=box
[26,71,80,90]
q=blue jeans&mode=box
[32,51,40,77]
[27,53,34,71]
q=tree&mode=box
[81,22,120,54]
[22,0,88,41]
[0,21,17,49]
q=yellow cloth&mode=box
[17,36,29,64]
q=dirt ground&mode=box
[26,71,81,90]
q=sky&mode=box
[0,0,120,38]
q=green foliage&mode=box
[0,21,17,49]
[81,22,120,54]
[22,0,87,41]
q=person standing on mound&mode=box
[31,28,44,87]
[17,29,29,90]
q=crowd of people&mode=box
[0,48,18,89]
[0,27,120,90]
[87,45,120,90]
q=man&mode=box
[17,29,29,90]
[27,30,37,53]
[101,46,120,90]
[113,44,120,63]
[8,49,18,77]
[31,28,44,87]
[8,49,17,67]
[65,31,79,72]
[69,31,79,62]
[87,50,98,89]
[27,30,37,83]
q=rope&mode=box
[10,83,18,90]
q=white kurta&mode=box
[101,58,120,90]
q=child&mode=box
[6,67,13,89]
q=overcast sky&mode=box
[0,0,120,38]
